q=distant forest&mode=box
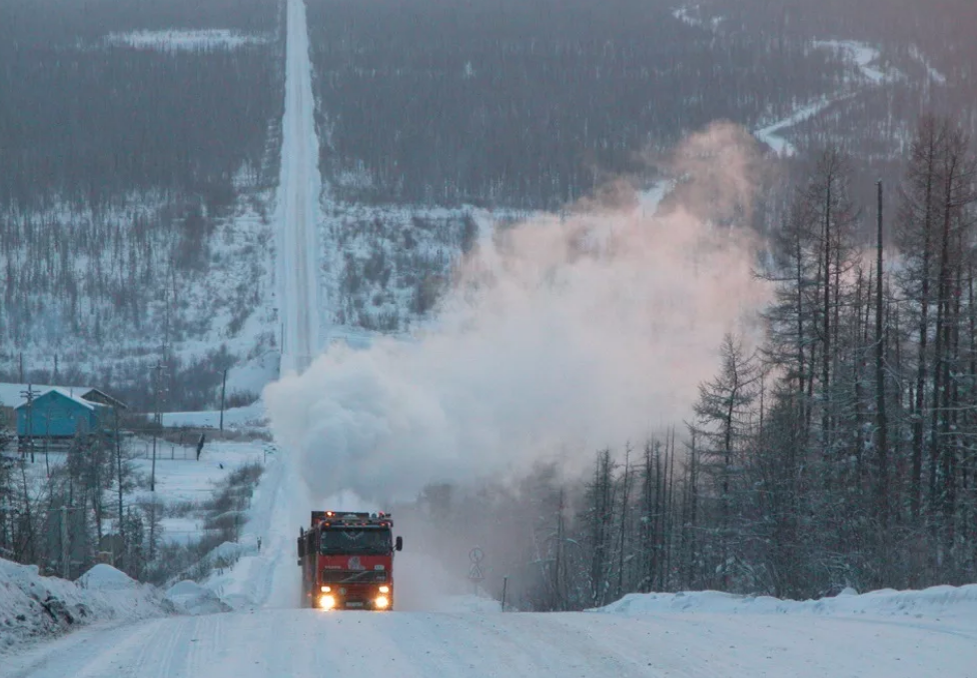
[306,0,977,210]
[306,0,844,209]
[0,0,284,409]
[0,0,283,208]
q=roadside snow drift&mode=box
[595,584,977,626]
[7,583,977,678]
[164,581,232,616]
[0,559,168,653]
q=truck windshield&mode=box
[319,529,392,555]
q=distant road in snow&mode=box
[753,39,889,157]
[277,0,322,373]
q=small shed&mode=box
[80,389,128,411]
[16,389,108,439]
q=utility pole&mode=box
[43,412,50,478]
[219,368,227,432]
[18,352,23,382]
[20,385,39,463]
[61,504,69,578]
[115,405,125,563]
[150,361,164,492]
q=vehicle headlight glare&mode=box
[378,585,390,594]
[320,585,331,593]
[319,594,336,610]
[375,595,390,609]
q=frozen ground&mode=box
[5,560,976,678]
[160,401,268,429]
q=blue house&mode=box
[16,389,110,440]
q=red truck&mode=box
[297,510,403,610]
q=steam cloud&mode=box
[265,122,770,504]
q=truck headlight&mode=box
[319,594,336,610]
[378,585,390,594]
[375,596,390,609]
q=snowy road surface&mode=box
[7,603,975,678]
[277,0,321,373]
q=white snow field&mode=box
[276,0,322,375]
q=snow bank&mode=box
[77,563,139,591]
[164,581,232,616]
[593,584,977,626]
[0,559,169,654]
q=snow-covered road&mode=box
[8,599,976,678]
[277,0,321,373]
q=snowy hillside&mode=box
[319,202,527,335]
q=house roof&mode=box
[0,383,91,410]
[14,388,109,412]
[80,388,129,410]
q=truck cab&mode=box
[297,511,403,610]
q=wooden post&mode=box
[115,406,125,564]
[151,361,164,492]
[219,369,227,432]
[61,504,69,579]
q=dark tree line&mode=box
[306,0,977,212]
[0,0,283,209]
[700,0,977,85]
[306,0,847,209]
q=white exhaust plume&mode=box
[265,122,770,504]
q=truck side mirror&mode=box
[395,536,403,552]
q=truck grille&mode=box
[321,569,388,584]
